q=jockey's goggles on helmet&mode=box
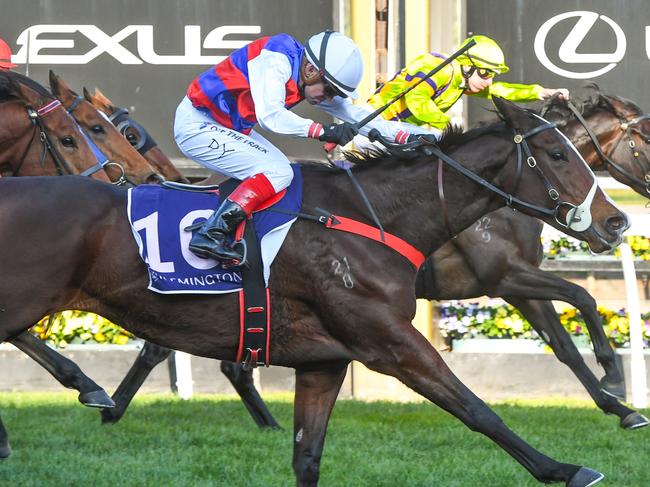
[473,66,496,79]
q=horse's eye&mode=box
[91,124,105,134]
[126,133,138,145]
[61,136,75,148]
[548,150,567,162]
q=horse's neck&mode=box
[302,146,510,257]
[0,103,33,164]
[562,113,618,171]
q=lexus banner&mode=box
[466,0,649,125]
[0,0,333,160]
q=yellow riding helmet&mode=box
[457,35,509,75]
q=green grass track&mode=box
[0,393,647,486]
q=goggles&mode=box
[474,66,496,79]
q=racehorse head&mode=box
[84,88,190,183]
[491,96,628,253]
[542,83,650,197]
[49,71,165,186]
[0,71,111,182]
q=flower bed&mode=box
[30,311,133,348]
[542,235,650,260]
[439,300,650,349]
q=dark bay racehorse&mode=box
[48,71,164,186]
[0,98,626,485]
[85,88,190,183]
[95,86,650,430]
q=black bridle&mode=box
[11,100,77,177]
[66,96,132,186]
[562,101,650,195]
[369,119,596,235]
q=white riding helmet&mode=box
[305,31,363,99]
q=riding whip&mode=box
[323,38,476,152]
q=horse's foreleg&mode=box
[0,415,10,459]
[564,288,625,396]
[10,331,114,408]
[292,362,348,487]
[219,361,280,429]
[357,323,601,486]
[100,341,172,424]
[505,298,647,430]
[494,268,623,395]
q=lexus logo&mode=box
[534,11,626,79]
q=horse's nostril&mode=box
[606,214,629,233]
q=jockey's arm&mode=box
[318,97,441,142]
[476,81,544,101]
[248,50,318,137]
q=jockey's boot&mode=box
[188,173,276,263]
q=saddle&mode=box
[161,178,286,369]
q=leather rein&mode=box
[563,101,650,195]
[371,122,586,238]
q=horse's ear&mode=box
[12,77,46,107]
[92,88,113,107]
[48,70,60,96]
[84,86,111,112]
[492,96,534,130]
[49,70,75,99]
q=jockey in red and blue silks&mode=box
[174,31,431,265]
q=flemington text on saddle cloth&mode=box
[127,165,302,294]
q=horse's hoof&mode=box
[0,443,12,459]
[78,390,115,409]
[599,378,625,401]
[620,412,650,430]
[566,467,604,487]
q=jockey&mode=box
[365,35,569,134]
[174,31,430,264]
[0,38,17,70]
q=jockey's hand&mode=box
[319,122,359,146]
[540,88,570,101]
[406,132,440,144]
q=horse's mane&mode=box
[0,71,54,103]
[541,82,643,128]
[342,121,509,169]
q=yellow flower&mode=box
[93,332,106,343]
[114,334,130,345]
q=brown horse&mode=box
[0,72,111,182]
[0,98,626,485]
[85,88,190,183]
[48,71,164,186]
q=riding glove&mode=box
[407,133,440,144]
[319,122,359,146]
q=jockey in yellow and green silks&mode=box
[366,35,569,133]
